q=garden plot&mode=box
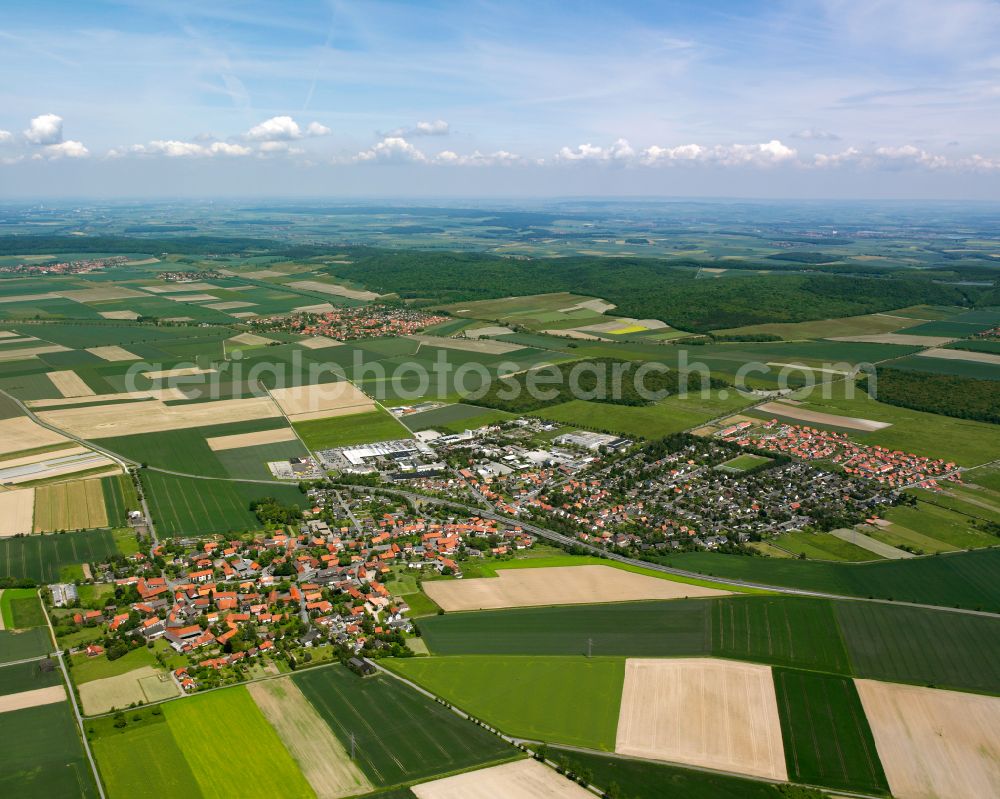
[0,685,65,713]
[409,334,524,354]
[86,345,141,362]
[422,565,728,611]
[918,347,1000,366]
[269,382,375,422]
[289,279,380,300]
[615,658,787,781]
[0,489,35,536]
[206,427,298,451]
[0,416,72,456]
[755,401,891,431]
[412,759,591,799]
[38,395,281,438]
[856,679,1000,799]
[47,370,95,398]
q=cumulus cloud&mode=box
[558,138,797,167]
[0,130,12,144]
[355,136,427,163]
[435,149,521,166]
[791,128,841,141]
[24,114,64,145]
[556,138,635,162]
[388,119,450,137]
[109,140,250,158]
[39,140,88,159]
[245,116,329,142]
[305,121,331,137]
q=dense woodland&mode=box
[864,368,1000,424]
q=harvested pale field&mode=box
[831,528,913,559]
[124,257,160,266]
[59,287,147,302]
[0,685,65,714]
[230,311,258,319]
[0,293,60,304]
[27,387,188,408]
[248,679,372,799]
[142,367,215,380]
[464,326,514,338]
[766,362,852,376]
[167,293,219,302]
[298,336,344,349]
[240,269,287,278]
[0,446,87,469]
[422,565,729,612]
[289,279,380,301]
[829,333,956,346]
[615,658,787,781]
[34,479,108,532]
[294,302,337,314]
[0,336,39,345]
[269,382,374,421]
[918,347,1000,366]
[411,759,591,799]
[0,344,69,362]
[207,427,298,451]
[38,396,281,438]
[755,401,891,431]
[0,416,71,456]
[98,310,141,320]
[228,332,274,347]
[0,450,117,486]
[78,666,178,715]
[856,679,1000,799]
[560,298,616,313]
[0,489,35,536]
[0,331,19,338]
[48,370,95,398]
[86,345,140,362]
[205,301,256,311]
[409,334,524,355]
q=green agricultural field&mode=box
[165,687,314,799]
[712,597,852,672]
[141,471,305,536]
[69,643,157,683]
[101,474,139,527]
[417,599,712,657]
[711,308,933,340]
[659,548,1000,611]
[835,602,1000,694]
[0,627,53,664]
[549,747,818,799]
[0,657,62,696]
[773,668,889,794]
[883,498,998,550]
[1,588,46,628]
[92,714,202,799]
[771,531,879,562]
[0,529,117,583]
[0,702,98,798]
[913,485,1000,525]
[294,666,516,787]
[387,656,625,750]
[401,402,515,432]
[294,408,410,451]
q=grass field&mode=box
[294,408,410,451]
[141,470,305,536]
[69,643,157,684]
[835,601,1000,694]
[0,529,116,583]
[417,599,712,657]
[712,597,852,672]
[92,715,203,799]
[718,453,772,471]
[101,474,138,527]
[0,657,62,696]
[400,591,442,618]
[294,665,516,787]
[0,627,52,664]
[165,687,315,798]
[0,701,97,798]
[773,668,889,794]
[771,531,879,562]
[1,588,46,628]
[659,548,1000,612]
[387,656,625,750]
[548,747,814,799]
[404,406,516,434]
[33,478,108,532]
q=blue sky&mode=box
[1,0,999,198]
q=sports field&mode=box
[294,666,516,787]
[142,471,305,536]
[712,597,852,672]
[387,656,625,750]
[417,599,713,657]
[773,668,888,794]
[165,687,315,798]
[0,529,117,583]
[0,701,98,798]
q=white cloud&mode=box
[208,142,252,156]
[556,138,635,162]
[0,130,11,144]
[305,121,331,137]
[109,139,250,158]
[639,143,707,164]
[1,155,24,165]
[791,128,841,141]
[24,113,63,145]
[388,119,450,137]
[246,115,302,141]
[559,138,796,167]
[435,149,521,166]
[41,140,88,159]
[355,137,427,163]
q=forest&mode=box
[864,368,1000,424]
